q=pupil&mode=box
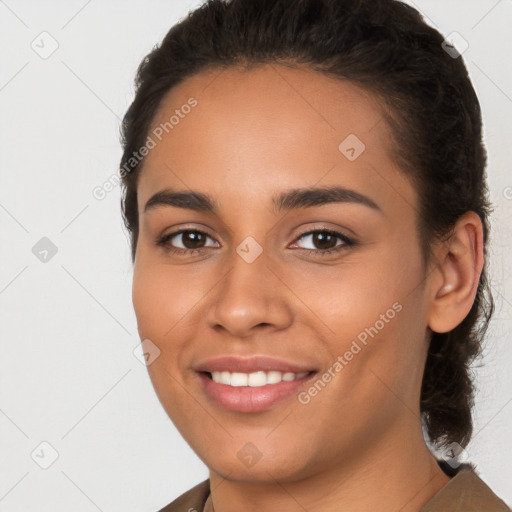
[184,231,204,249]
[314,232,335,249]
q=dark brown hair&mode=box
[119,0,494,450]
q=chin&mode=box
[190,436,318,484]
[208,459,309,484]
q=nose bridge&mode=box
[207,239,292,337]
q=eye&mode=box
[291,229,355,255]
[156,229,218,255]
[156,227,355,257]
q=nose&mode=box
[206,247,293,339]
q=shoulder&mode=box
[155,479,210,512]
[421,462,511,511]
[152,466,512,512]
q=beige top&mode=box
[157,464,511,512]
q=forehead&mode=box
[137,63,414,215]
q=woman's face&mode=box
[132,64,436,481]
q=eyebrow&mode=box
[143,186,382,214]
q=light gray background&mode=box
[0,1,511,510]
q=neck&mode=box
[206,421,451,512]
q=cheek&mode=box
[132,264,167,339]
[132,263,197,418]
[316,242,427,376]
[314,253,405,334]
[132,259,205,340]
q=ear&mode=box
[427,211,485,334]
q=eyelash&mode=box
[155,228,356,257]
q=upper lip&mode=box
[194,356,317,374]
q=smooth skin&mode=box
[132,64,484,512]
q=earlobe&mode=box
[427,211,484,334]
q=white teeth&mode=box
[210,370,309,387]
[248,371,267,387]
[230,372,248,387]
[266,371,282,384]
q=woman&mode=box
[119,0,510,510]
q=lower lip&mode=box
[198,372,315,413]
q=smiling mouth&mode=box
[198,367,317,413]
[203,370,315,387]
